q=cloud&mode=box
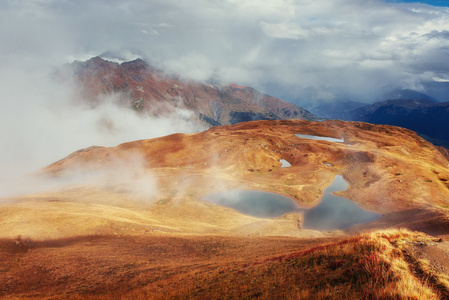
[433,76,449,82]
[2,0,449,101]
[260,22,310,40]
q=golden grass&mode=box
[89,230,449,298]
[2,228,448,298]
[151,228,446,299]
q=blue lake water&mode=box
[204,190,299,218]
[204,175,381,230]
[295,134,344,143]
[302,176,381,230]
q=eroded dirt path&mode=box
[401,236,449,299]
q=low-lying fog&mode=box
[0,59,202,197]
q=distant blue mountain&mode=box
[305,99,366,120]
[348,98,449,148]
[380,88,437,102]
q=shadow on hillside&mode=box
[0,234,113,255]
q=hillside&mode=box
[1,119,449,298]
[1,229,448,299]
[39,119,449,231]
[64,57,320,126]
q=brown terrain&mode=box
[1,119,449,298]
[63,57,319,126]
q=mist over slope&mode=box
[33,119,449,236]
[0,58,202,186]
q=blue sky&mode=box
[387,0,449,6]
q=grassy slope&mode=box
[151,229,449,299]
[2,120,449,298]
[1,229,448,299]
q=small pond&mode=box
[203,175,381,230]
[203,190,299,218]
[302,176,381,230]
[296,134,344,143]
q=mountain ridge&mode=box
[63,56,320,126]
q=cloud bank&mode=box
[0,56,198,183]
[1,0,449,182]
[2,1,449,100]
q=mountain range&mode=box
[61,57,449,149]
[305,92,449,148]
[348,99,449,147]
[62,57,320,127]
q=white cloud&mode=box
[2,0,447,101]
[260,22,310,40]
[2,1,448,90]
[163,52,216,82]
[433,76,449,82]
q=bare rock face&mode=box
[63,57,320,126]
